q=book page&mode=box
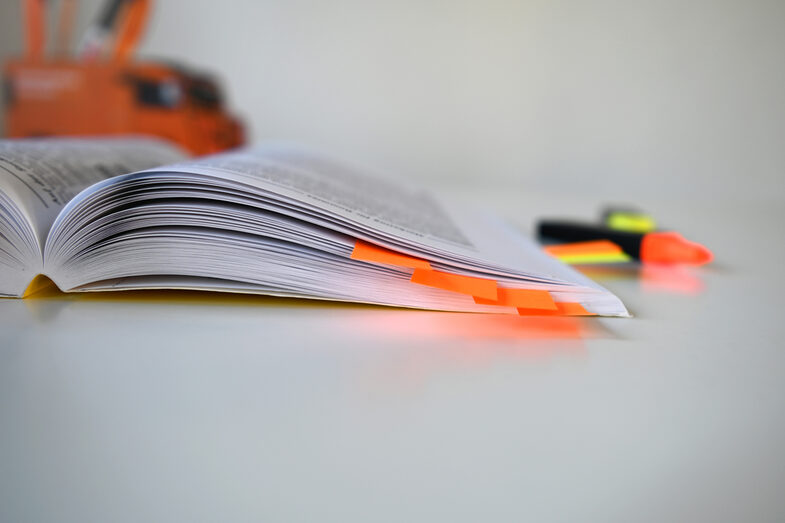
[163,144,472,245]
[135,144,575,279]
[0,137,186,248]
[142,145,525,267]
[41,142,628,315]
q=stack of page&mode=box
[0,138,628,316]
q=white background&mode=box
[1,0,783,201]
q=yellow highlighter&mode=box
[601,206,657,233]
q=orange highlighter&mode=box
[537,221,713,265]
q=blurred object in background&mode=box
[601,206,657,234]
[538,205,714,266]
[3,0,245,155]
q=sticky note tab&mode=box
[473,288,558,310]
[411,269,498,300]
[517,302,596,316]
[556,252,632,264]
[544,240,623,257]
[605,211,657,233]
[555,302,595,315]
[351,240,432,270]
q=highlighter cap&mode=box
[640,231,713,265]
[603,209,657,233]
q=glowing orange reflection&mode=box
[575,263,705,296]
[639,264,705,295]
[347,310,607,342]
[342,311,616,394]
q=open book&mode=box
[0,138,628,316]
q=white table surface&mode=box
[2,183,784,522]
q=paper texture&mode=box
[0,137,185,246]
[0,139,629,316]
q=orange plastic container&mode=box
[3,0,245,155]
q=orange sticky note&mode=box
[544,240,623,257]
[351,240,432,270]
[411,269,498,300]
[517,302,596,316]
[473,288,558,310]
